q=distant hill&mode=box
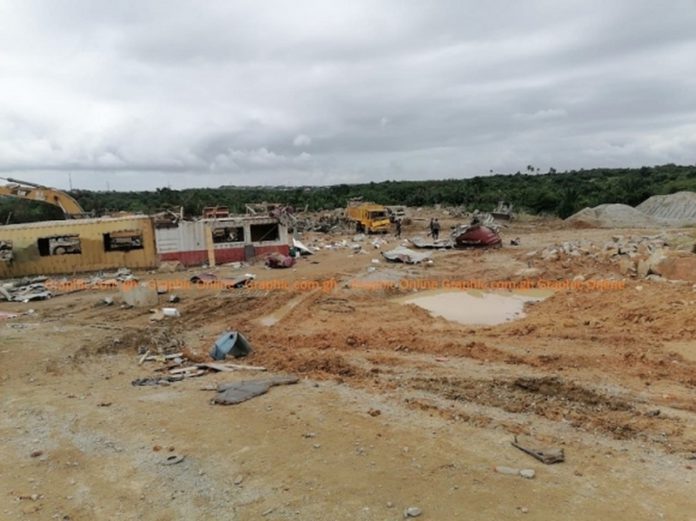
[1,164,695,223]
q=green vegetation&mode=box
[2,164,696,224]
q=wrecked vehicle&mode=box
[452,224,502,248]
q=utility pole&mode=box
[68,173,73,191]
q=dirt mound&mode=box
[637,191,696,224]
[566,204,660,228]
[252,349,365,379]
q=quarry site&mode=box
[2,190,696,521]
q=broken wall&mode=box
[0,216,158,278]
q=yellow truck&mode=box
[345,202,391,233]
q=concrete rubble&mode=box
[531,234,692,280]
[292,210,349,233]
[0,277,52,302]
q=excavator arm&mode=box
[0,177,88,219]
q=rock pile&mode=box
[533,235,672,279]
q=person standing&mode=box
[428,218,434,237]
[432,218,441,240]
[395,219,402,238]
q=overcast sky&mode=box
[1,1,695,190]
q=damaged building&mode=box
[156,215,290,266]
[0,216,158,278]
[0,211,291,276]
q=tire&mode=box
[53,246,66,255]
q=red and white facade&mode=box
[156,216,290,266]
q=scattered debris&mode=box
[134,347,265,388]
[132,375,185,386]
[519,469,536,479]
[149,309,166,322]
[292,237,313,255]
[161,307,181,318]
[121,284,158,307]
[30,450,43,458]
[139,351,182,364]
[16,493,41,501]
[511,437,565,464]
[265,252,295,268]
[197,362,266,372]
[382,246,433,264]
[494,465,520,476]
[409,236,453,249]
[190,273,218,284]
[212,375,299,405]
[131,375,179,387]
[0,277,53,302]
[210,331,253,360]
[403,506,423,518]
[191,272,256,288]
[494,466,536,479]
[161,454,185,465]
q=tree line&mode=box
[1,164,695,224]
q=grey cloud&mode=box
[0,0,695,190]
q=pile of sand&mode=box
[566,204,661,228]
[637,191,696,225]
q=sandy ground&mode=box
[1,216,696,520]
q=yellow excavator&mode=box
[0,176,89,219]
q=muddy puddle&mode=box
[397,289,551,325]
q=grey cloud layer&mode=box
[0,0,695,190]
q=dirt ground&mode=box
[2,215,696,520]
